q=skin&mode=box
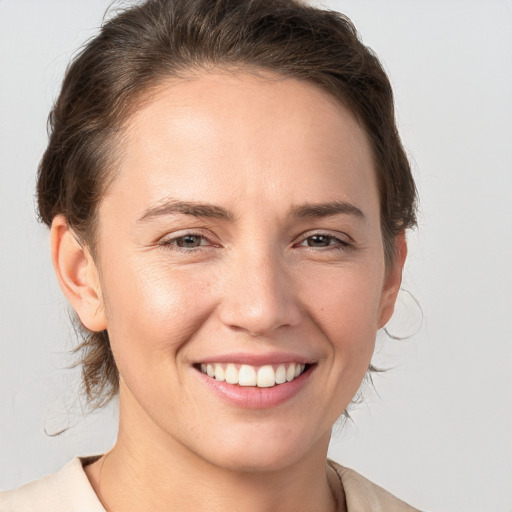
[51,70,406,512]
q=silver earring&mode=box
[383,288,423,340]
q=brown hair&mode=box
[37,0,417,412]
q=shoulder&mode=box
[0,457,105,512]
[328,459,422,512]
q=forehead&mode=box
[104,70,379,222]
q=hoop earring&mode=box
[383,288,423,340]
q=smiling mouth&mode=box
[195,362,313,388]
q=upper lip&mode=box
[194,351,317,366]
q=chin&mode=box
[191,422,328,474]
[208,448,303,474]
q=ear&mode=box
[378,231,407,329]
[50,215,107,332]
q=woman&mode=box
[0,0,419,510]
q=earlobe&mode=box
[50,215,107,332]
[378,232,408,329]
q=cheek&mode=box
[307,260,383,316]
[100,256,217,366]
[302,261,384,358]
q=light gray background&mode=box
[1,1,511,511]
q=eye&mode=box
[299,234,349,249]
[160,233,212,252]
[304,235,348,247]
[305,234,335,247]
[174,234,205,248]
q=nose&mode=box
[217,245,302,338]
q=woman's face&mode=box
[91,71,403,471]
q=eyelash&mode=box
[159,233,215,254]
[296,234,352,252]
[159,232,353,254]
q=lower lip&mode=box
[195,367,314,409]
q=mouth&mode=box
[194,362,314,388]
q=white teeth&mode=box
[275,365,287,384]
[257,365,275,388]
[214,364,225,382]
[239,365,257,386]
[199,362,308,387]
[225,363,238,384]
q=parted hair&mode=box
[37,0,417,412]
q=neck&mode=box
[84,384,343,512]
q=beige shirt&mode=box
[0,456,420,511]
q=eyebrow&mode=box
[137,198,365,223]
[138,199,234,223]
[290,200,366,221]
